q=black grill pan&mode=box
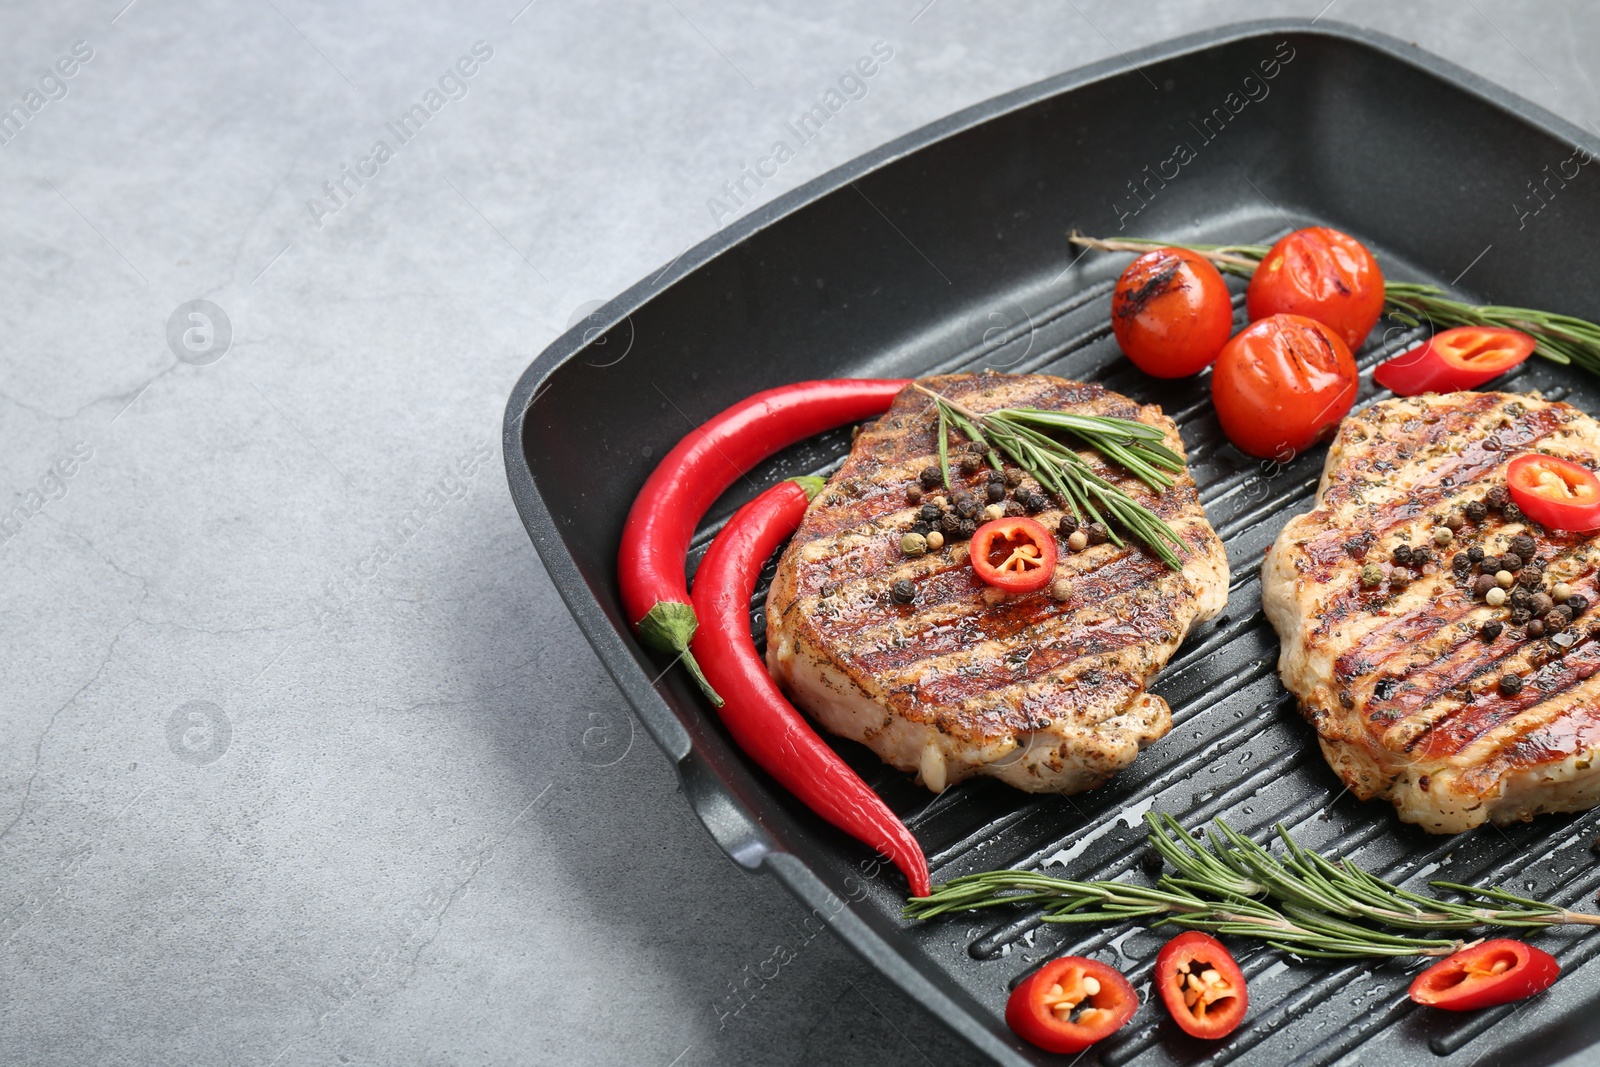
[503,20,1600,1065]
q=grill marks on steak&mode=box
[1263,391,1600,832]
[764,373,1229,795]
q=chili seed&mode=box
[1003,469,1023,488]
[1050,578,1073,602]
[1530,592,1554,616]
[1067,530,1089,552]
[1464,501,1488,522]
[1571,594,1590,614]
[1393,545,1413,565]
[1499,674,1524,696]
[1468,545,1486,563]
[1058,515,1080,538]
[1361,564,1384,588]
[1434,527,1454,545]
[906,485,923,504]
[1485,486,1510,509]
[891,579,917,605]
[1486,586,1508,607]
[919,466,942,489]
[900,532,928,558]
[986,482,1006,503]
[1511,534,1537,558]
[1086,522,1109,546]
[1552,582,1574,602]
[1472,574,1496,598]
[1527,618,1544,637]
[1481,620,1503,641]
[925,530,945,550]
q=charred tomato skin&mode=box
[1211,313,1358,460]
[1247,227,1385,350]
[1005,956,1138,1054]
[1112,248,1236,378]
[1408,939,1559,1011]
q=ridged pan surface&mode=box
[502,20,1600,1066]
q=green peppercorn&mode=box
[900,532,928,558]
[1433,527,1454,546]
[1361,564,1384,588]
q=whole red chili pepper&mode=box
[618,379,908,704]
[689,476,931,896]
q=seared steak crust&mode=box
[1264,391,1600,832]
[765,372,1228,795]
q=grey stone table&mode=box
[3,1,1596,1064]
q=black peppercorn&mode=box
[890,579,916,605]
[941,511,962,534]
[958,518,977,538]
[1468,545,1485,563]
[1528,619,1546,638]
[1465,501,1488,522]
[1511,534,1537,559]
[1481,620,1503,641]
[967,441,988,456]
[1086,522,1109,546]
[1471,574,1496,598]
[919,503,942,523]
[1511,607,1533,625]
[1021,493,1045,514]
[1544,611,1568,633]
[1518,567,1544,590]
[1555,603,1576,621]
[1504,503,1524,523]
[919,466,942,489]
[1140,849,1164,880]
[1571,594,1591,614]
[958,454,982,474]
[1510,588,1532,611]
[986,481,1006,503]
[1003,500,1025,517]
[1485,486,1510,509]
[1058,515,1079,538]
[1411,548,1433,566]
[909,521,931,537]
[1003,469,1023,488]
[1499,673,1524,696]
[955,496,979,519]
[1480,554,1501,574]
[906,485,924,505]
[1393,545,1414,565]
[1500,552,1523,572]
[1530,592,1554,616]
[1343,538,1368,559]
[1451,553,1471,575]
[986,467,1005,482]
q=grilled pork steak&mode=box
[765,373,1228,795]
[1264,391,1600,832]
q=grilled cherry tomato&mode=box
[1246,227,1385,350]
[1111,248,1236,378]
[1373,326,1535,396]
[1408,939,1559,1011]
[1211,314,1358,460]
[1507,454,1600,531]
[1006,956,1138,1054]
[1154,932,1248,1039]
[970,517,1058,594]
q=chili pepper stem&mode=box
[635,600,724,706]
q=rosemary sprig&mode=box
[1070,231,1600,377]
[914,384,1191,569]
[904,812,1600,959]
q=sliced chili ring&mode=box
[1408,939,1559,1011]
[1154,931,1248,1040]
[1005,956,1138,1054]
[1507,454,1600,531]
[1373,326,1535,396]
[971,517,1058,594]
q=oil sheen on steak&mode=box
[765,373,1228,795]
[1264,392,1600,832]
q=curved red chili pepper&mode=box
[618,379,909,704]
[689,476,931,896]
